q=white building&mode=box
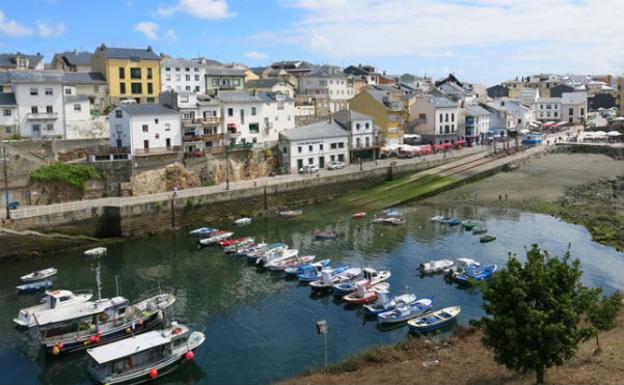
[278,120,349,173]
[0,94,18,138]
[332,109,380,160]
[64,94,94,139]
[484,99,534,134]
[161,58,205,94]
[298,66,354,113]
[561,92,587,124]
[108,104,181,156]
[535,97,562,122]
[464,105,491,145]
[409,94,462,145]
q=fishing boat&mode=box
[219,236,252,248]
[408,306,462,333]
[14,289,94,328]
[472,225,487,234]
[310,267,361,291]
[333,268,391,296]
[266,255,316,272]
[235,242,266,257]
[343,282,390,304]
[84,247,107,257]
[419,259,455,274]
[223,238,255,254]
[285,259,330,276]
[314,229,337,240]
[256,248,299,268]
[16,280,53,294]
[377,297,434,324]
[363,292,418,315]
[447,218,461,226]
[480,234,497,243]
[234,217,252,226]
[454,264,498,284]
[246,243,285,263]
[445,258,480,281]
[461,220,478,230]
[197,231,234,247]
[36,292,176,354]
[20,267,58,282]
[87,322,205,385]
[189,227,217,237]
[279,209,302,218]
[298,264,348,282]
[352,212,367,219]
[383,208,401,218]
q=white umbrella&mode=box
[607,131,622,136]
[519,129,530,134]
[594,131,607,136]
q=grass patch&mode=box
[31,163,101,191]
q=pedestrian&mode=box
[498,194,502,201]
[173,186,178,198]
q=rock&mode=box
[131,162,200,196]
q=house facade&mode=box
[0,53,45,71]
[464,105,491,145]
[332,109,380,160]
[0,93,18,138]
[245,79,295,97]
[298,66,355,113]
[161,58,205,93]
[409,94,462,145]
[561,92,587,124]
[51,51,94,72]
[205,67,246,93]
[349,89,406,145]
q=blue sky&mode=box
[1,0,623,85]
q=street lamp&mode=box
[2,143,10,220]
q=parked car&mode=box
[327,161,346,170]
[299,164,319,174]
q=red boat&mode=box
[314,229,337,240]
[352,212,367,219]
[218,236,251,248]
[343,282,390,304]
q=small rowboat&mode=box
[314,229,337,240]
[480,234,496,243]
[84,247,107,257]
[377,297,434,324]
[343,282,390,304]
[408,306,462,333]
[285,259,330,276]
[352,212,367,219]
[363,293,418,315]
[447,218,461,226]
[472,225,487,234]
[266,255,316,272]
[234,217,252,226]
[279,209,302,218]
[189,227,218,237]
[461,220,478,230]
[224,238,255,254]
[20,268,57,282]
[16,280,53,294]
[198,231,234,247]
[419,259,455,274]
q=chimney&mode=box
[147,46,153,52]
[100,43,106,51]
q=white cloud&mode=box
[244,50,269,60]
[165,29,177,42]
[158,0,235,19]
[0,10,32,37]
[36,21,66,38]
[134,21,160,40]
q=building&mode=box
[161,58,205,93]
[483,99,534,134]
[549,84,575,98]
[349,89,407,145]
[51,51,94,72]
[561,92,587,124]
[63,94,94,139]
[534,97,562,122]
[408,94,462,145]
[298,65,354,113]
[269,61,314,82]
[0,53,45,71]
[205,66,246,93]
[487,85,509,99]
[344,64,380,85]
[245,79,295,97]
[63,72,108,110]
[108,104,181,157]
[0,93,18,138]
[91,44,161,104]
[332,109,380,160]
[278,119,349,173]
[464,105,491,145]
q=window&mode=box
[338,154,345,162]
[175,67,180,72]
[45,88,53,96]
[212,79,219,86]
[46,106,54,113]
[249,123,259,134]
[569,108,573,115]
[155,118,159,124]
[451,113,455,122]
[119,67,125,79]
[142,125,148,132]
[147,68,153,79]
[165,123,171,131]
[195,75,200,81]
[131,83,142,94]
[32,124,40,132]
[282,147,287,154]
[298,146,302,153]
[166,75,171,81]
[331,143,337,149]
[365,122,370,129]
[115,110,122,118]
[445,113,449,122]
[165,67,171,71]
[146,97,155,103]
[308,158,313,165]
[227,108,233,117]
[73,104,81,112]
[320,144,323,151]
[439,114,443,123]
[356,123,360,130]
[155,133,160,139]
[130,68,141,79]
[65,88,72,95]
[308,145,313,152]
[3,109,11,116]
[251,107,256,116]
[356,137,361,147]
[30,88,38,96]
[46,123,54,131]
[147,83,153,94]
[338,142,344,148]
[120,83,126,94]
[185,75,191,81]
[185,86,191,91]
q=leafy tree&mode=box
[481,244,593,384]
[587,291,622,354]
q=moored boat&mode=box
[383,208,401,218]
[480,234,497,243]
[223,238,255,253]
[234,217,252,226]
[84,247,107,257]
[198,231,234,247]
[256,248,299,268]
[408,306,462,333]
[472,225,487,234]
[87,322,205,385]
[332,267,391,296]
[218,236,252,248]
[246,243,285,263]
[377,297,434,324]
[430,215,448,223]
[419,259,455,274]
[461,220,478,230]
[310,267,361,291]
[20,267,58,282]
[14,289,93,328]
[298,264,348,282]
[363,292,418,315]
[454,264,498,284]
[314,229,337,240]
[16,280,53,294]
[279,209,302,218]
[445,258,480,281]
[352,212,367,219]
[266,255,316,272]
[447,218,461,226]
[285,259,330,276]
[372,217,405,225]
[343,282,390,304]
[189,227,217,237]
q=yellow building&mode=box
[349,88,406,145]
[91,44,161,104]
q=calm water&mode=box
[1,204,623,385]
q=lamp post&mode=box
[2,143,10,220]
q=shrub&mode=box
[31,163,101,191]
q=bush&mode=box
[31,163,101,191]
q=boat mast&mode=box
[92,263,102,300]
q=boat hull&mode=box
[91,353,191,385]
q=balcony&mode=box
[27,112,59,120]
[227,143,253,151]
[181,117,223,127]
[134,145,181,156]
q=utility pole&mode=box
[2,144,10,220]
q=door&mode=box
[319,157,325,168]
[144,140,149,151]
[166,138,171,148]
[116,139,122,148]
[297,159,303,171]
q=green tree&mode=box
[587,291,622,354]
[481,244,593,384]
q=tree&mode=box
[587,291,622,354]
[481,244,593,384]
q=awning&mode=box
[529,121,540,127]
[456,140,466,145]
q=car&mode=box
[327,161,346,170]
[299,164,319,174]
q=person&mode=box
[173,186,178,198]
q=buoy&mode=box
[138,319,144,326]
[57,343,64,350]
[52,346,60,356]
[94,336,101,343]
[84,340,89,346]
[126,328,132,334]
[148,368,158,378]
[89,335,97,343]
[185,351,195,360]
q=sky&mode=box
[1,0,623,85]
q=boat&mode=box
[332,267,391,296]
[298,264,348,282]
[14,289,94,328]
[419,259,455,274]
[480,234,497,243]
[256,248,299,268]
[16,280,53,294]
[189,227,217,237]
[235,242,266,257]
[223,238,255,253]
[430,215,448,223]
[266,255,316,272]
[447,218,461,226]
[84,247,107,257]
[246,243,285,263]
[218,236,252,248]
[197,231,234,247]
[279,209,302,218]
[408,306,462,333]
[377,297,434,324]
[314,229,337,240]
[461,220,478,230]
[363,292,418,315]
[87,322,205,385]
[343,282,390,304]
[372,217,405,225]
[20,267,58,282]
[472,225,488,234]
[383,208,401,218]
[285,259,330,276]
[234,217,252,226]
[352,212,367,219]
[454,264,498,284]
[310,267,361,291]
[36,292,176,354]
[445,258,480,281]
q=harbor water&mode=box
[1,203,623,384]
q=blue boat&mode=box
[377,297,434,324]
[408,306,462,333]
[522,133,543,146]
[383,208,401,218]
[298,264,349,282]
[16,280,53,294]
[454,264,498,284]
[447,218,461,226]
[189,227,217,237]
[285,259,330,276]
[363,292,418,315]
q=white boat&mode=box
[265,255,316,272]
[408,306,462,333]
[256,248,298,268]
[234,217,252,226]
[87,322,205,385]
[430,215,446,222]
[20,267,58,282]
[279,209,303,218]
[445,258,480,280]
[419,259,455,274]
[13,289,94,328]
[377,297,434,324]
[198,231,234,247]
[84,247,107,257]
[309,267,362,290]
